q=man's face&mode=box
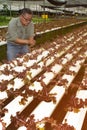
[21,13,32,26]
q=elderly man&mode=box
[6,8,36,61]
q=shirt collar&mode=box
[17,17,23,27]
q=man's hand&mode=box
[28,38,36,47]
[14,37,36,46]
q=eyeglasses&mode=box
[22,14,32,22]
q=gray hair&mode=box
[19,8,33,15]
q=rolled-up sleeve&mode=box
[27,22,35,38]
[6,18,19,41]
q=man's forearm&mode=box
[14,38,30,45]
